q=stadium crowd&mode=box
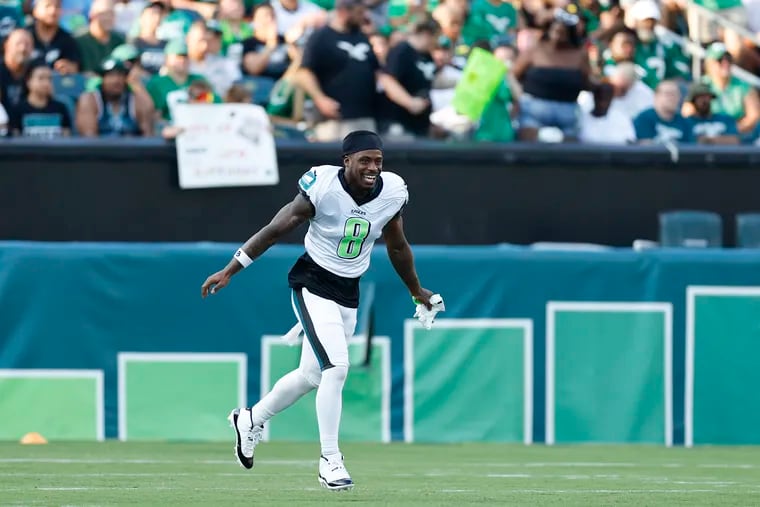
[0,0,759,144]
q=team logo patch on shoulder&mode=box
[299,170,317,191]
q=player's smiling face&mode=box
[345,149,383,191]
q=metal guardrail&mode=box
[667,0,760,86]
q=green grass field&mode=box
[1,441,759,506]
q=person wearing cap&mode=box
[684,42,760,138]
[624,0,689,89]
[76,56,155,137]
[28,0,82,75]
[633,79,693,144]
[131,1,168,76]
[75,0,126,73]
[146,38,218,120]
[202,130,435,492]
[682,82,739,144]
[295,0,429,141]
[186,19,241,97]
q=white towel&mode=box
[413,294,445,330]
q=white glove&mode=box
[281,323,303,346]
[413,294,445,330]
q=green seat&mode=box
[735,213,760,248]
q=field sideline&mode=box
[1,442,758,506]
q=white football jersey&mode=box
[298,165,408,278]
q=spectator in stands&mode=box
[683,82,740,144]
[9,59,72,137]
[241,3,292,82]
[0,29,34,114]
[75,57,154,136]
[0,0,25,40]
[432,3,467,67]
[626,0,689,89]
[216,0,253,61]
[633,79,692,143]
[685,42,760,139]
[579,81,636,144]
[294,0,427,141]
[76,0,126,73]
[146,39,217,120]
[29,0,82,74]
[513,5,591,142]
[187,20,242,97]
[130,1,167,75]
[462,0,520,46]
[271,0,325,36]
[429,35,461,112]
[379,18,439,138]
[580,61,653,118]
[473,39,519,143]
[600,28,636,76]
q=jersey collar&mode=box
[338,168,383,206]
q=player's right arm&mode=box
[201,194,314,298]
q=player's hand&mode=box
[406,97,429,115]
[411,287,435,310]
[315,95,341,119]
[201,270,231,298]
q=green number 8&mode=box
[337,217,370,259]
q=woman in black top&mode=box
[9,59,72,138]
[513,6,592,142]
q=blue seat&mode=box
[735,213,760,248]
[234,76,276,106]
[52,72,87,102]
[658,210,723,248]
[54,94,78,136]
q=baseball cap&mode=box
[110,43,140,62]
[164,39,188,56]
[705,42,729,61]
[206,20,223,32]
[686,83,716,103]
[100,58,128,74]
[630,0,661,22]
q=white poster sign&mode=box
[173,103,279,189]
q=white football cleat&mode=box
[227,408,263,470]
[318,454,354,491]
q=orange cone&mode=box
[20,432,48,445]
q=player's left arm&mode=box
[201,194,314,297]
[382,215,433,309]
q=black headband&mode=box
[342,130,383,156]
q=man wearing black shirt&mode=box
[294,0,428,141]
[0,28,33,113]
[28,0,81,74]
[380,19,439,138]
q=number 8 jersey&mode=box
[298,165,408,279]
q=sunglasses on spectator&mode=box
[554,8,580,27]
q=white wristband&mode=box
[234,248,253,268]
